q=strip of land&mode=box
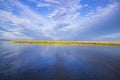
[10,40,120,46]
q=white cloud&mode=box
[34,0,119,33]
[27,0,84,39]
[0,0,120,40]
[0,31,33,40]
[75,2,120,31]
[37,3,51,7]
[0,0,58,39]
[94,32,120,41]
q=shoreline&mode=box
[10,40,120,46]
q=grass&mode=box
[10,40,120,46]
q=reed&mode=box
[10,40,120,46]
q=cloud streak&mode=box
[0,0,120,40]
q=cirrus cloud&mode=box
[0,0,120,41]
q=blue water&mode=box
[0,41,120,80]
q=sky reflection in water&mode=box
[0,41,120,80]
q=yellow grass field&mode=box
[11,40,120,46]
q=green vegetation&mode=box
[11,40,120,46]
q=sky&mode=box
[0,0,120,41]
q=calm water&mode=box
[0,41,120,80]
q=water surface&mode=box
[0,41,120,80]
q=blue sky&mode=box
[0,0,120,41]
